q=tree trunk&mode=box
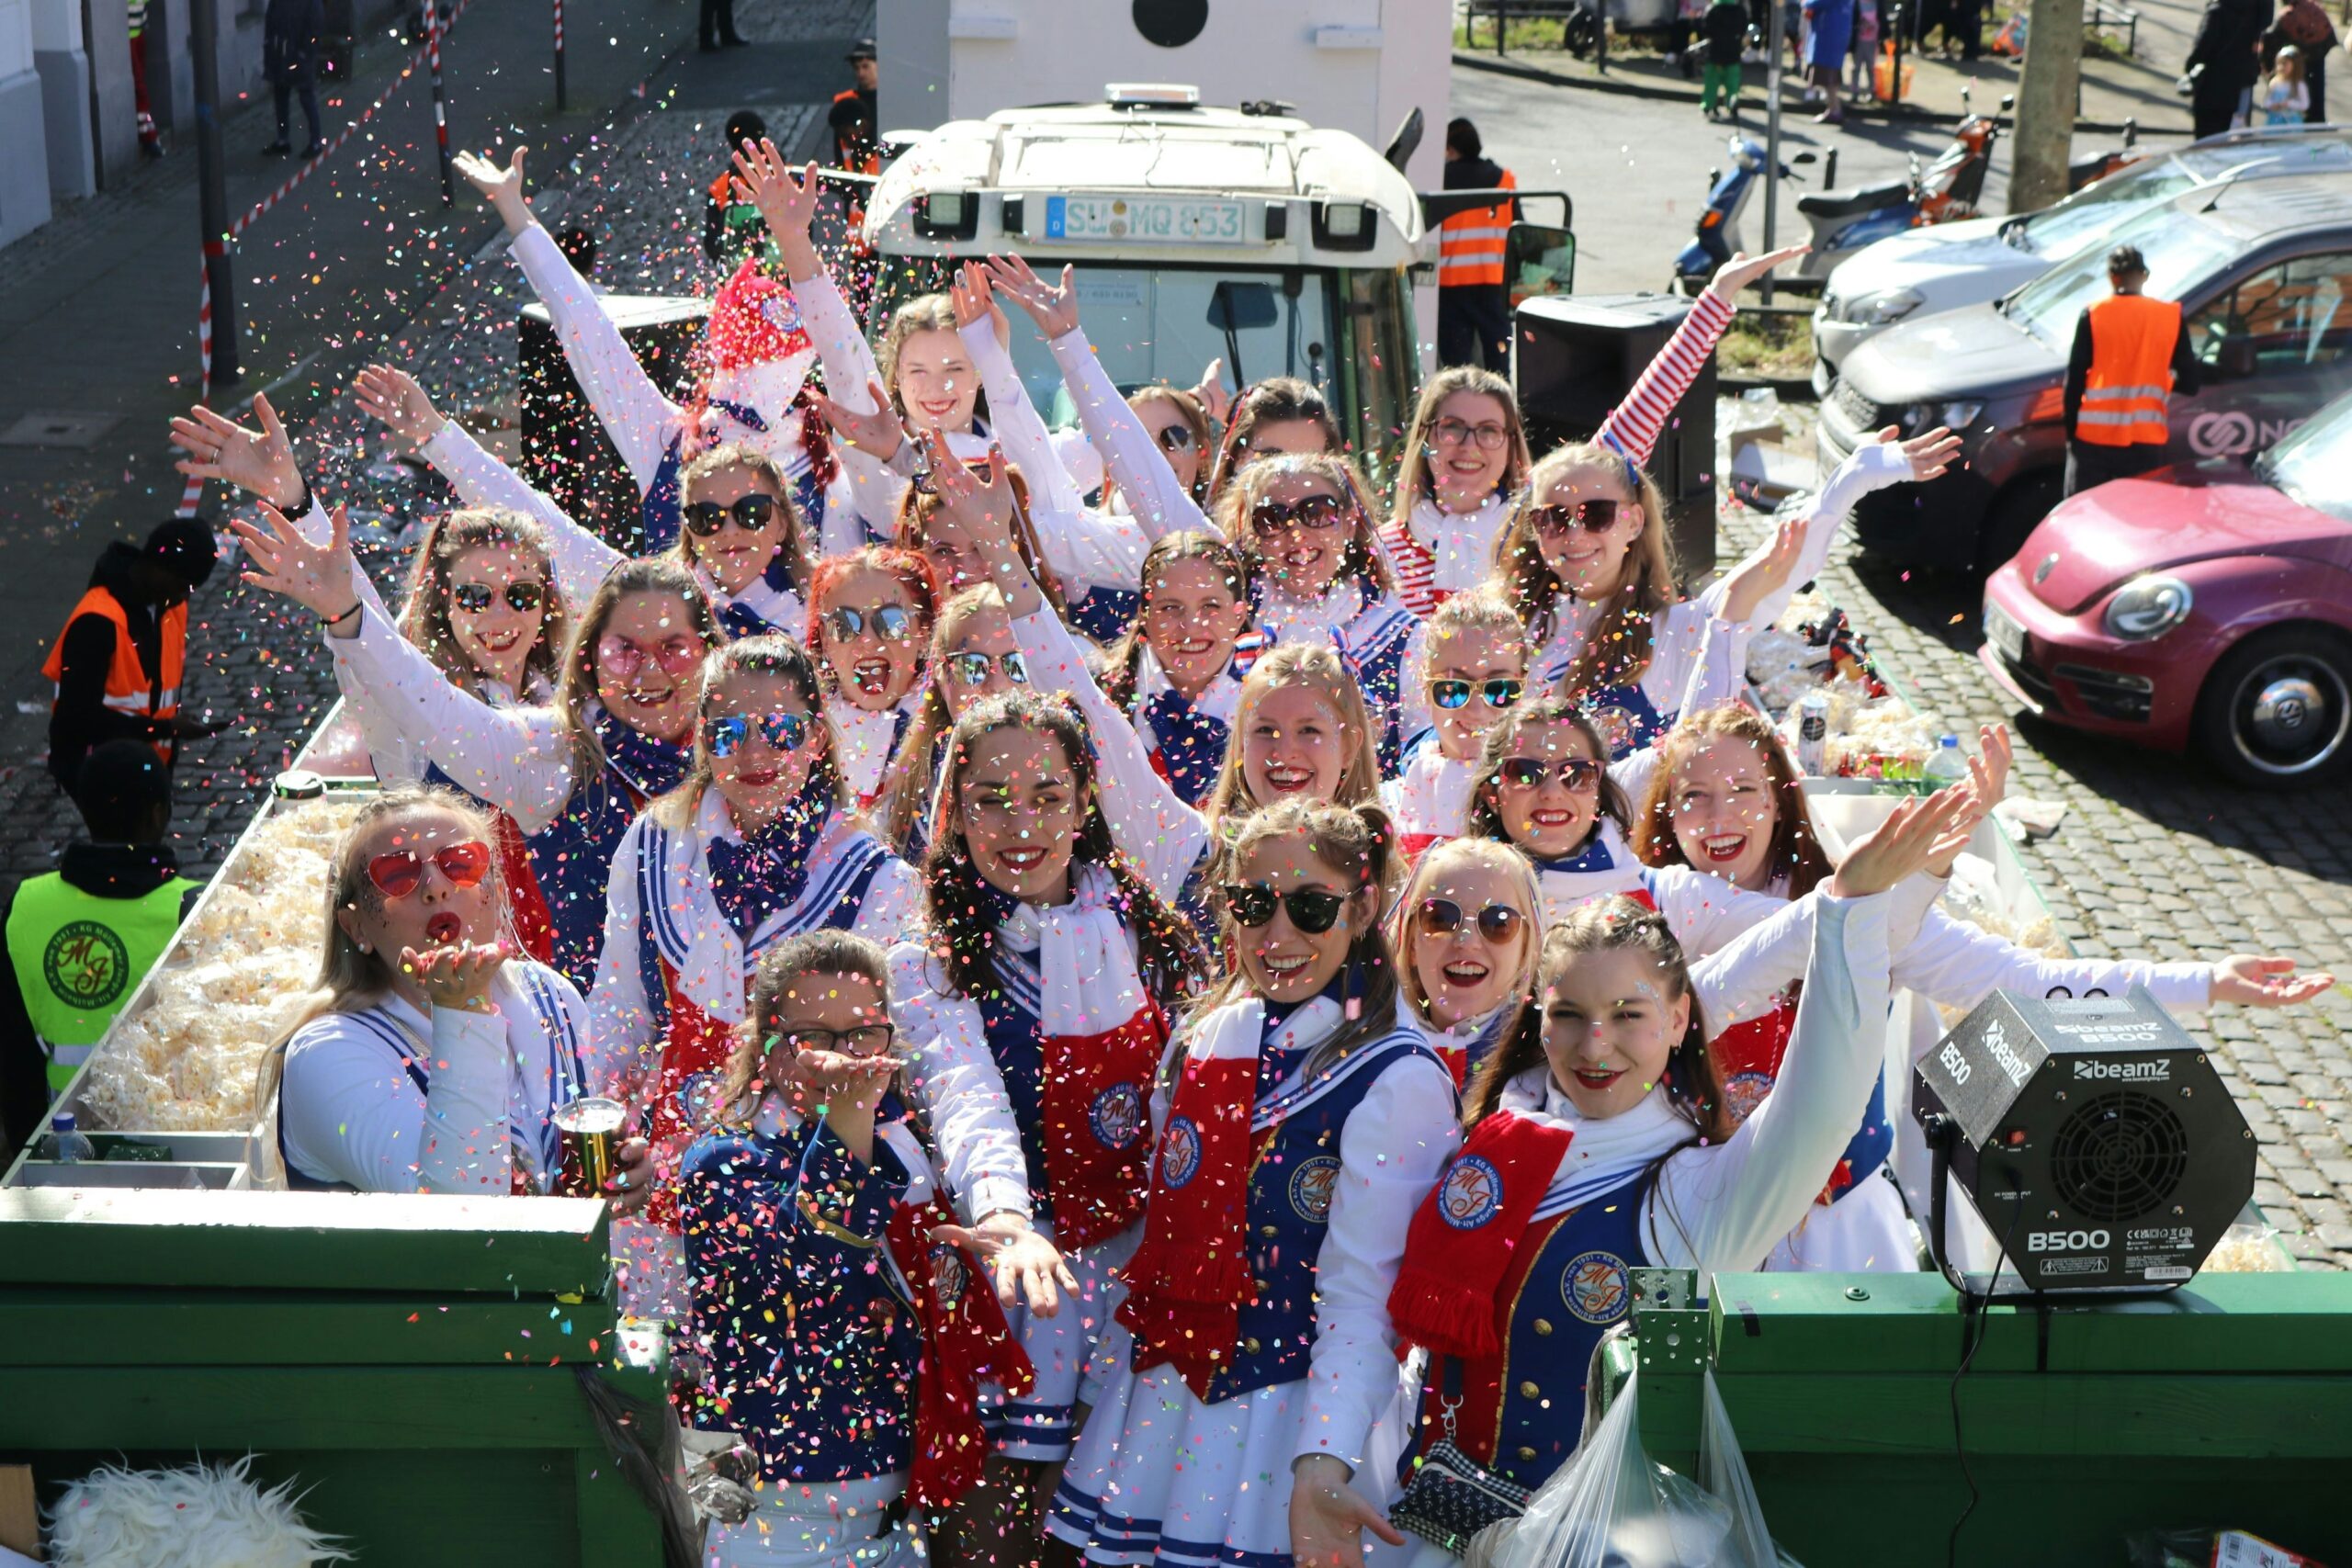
[2009,0,2084,213]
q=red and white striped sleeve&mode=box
[1596,289,1736,469]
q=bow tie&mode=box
[1536,834,1618,876]
[706,799,830,946]
[1143,688,1228,807]
[718,598,774,641]
[592,707,690,801]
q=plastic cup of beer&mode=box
[553,1097,627,1198]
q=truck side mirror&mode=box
[1208,281,1280,332]
[2214,333,2258,379]
[1508,223,1577,303]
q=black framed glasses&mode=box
[1221,882,1351,933]
[1430,677,1524,712]
[826,603,915,643]
[1154,423,1198,454]
[450,580,548,615]
[945,649,1030,687]
[682,494,781,537]
[704,710,815,757]
[1498,757,1601,792]
[1529,499,1622,536]
[1415,898,1528,944]
[1430,418,1510,451]
[1250,494,1351,533]
[768,1023,898,1057]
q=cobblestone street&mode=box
[1724,457,2352,1271]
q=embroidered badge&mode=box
[1562,1250,1631,1325]
[1160,1116,1203,1190]
[1090,1080,1146,1151]
[1723,1070,1775,1126]
[1437,1155,1504,1230]
[1289,1155,1342,1224]
[42,919,129,1010]
[932,1246,969,1310]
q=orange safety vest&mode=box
[2076,293,2181,448]
[1438,168,1516,288]
[41,587,186,757]
[831,90,881,175]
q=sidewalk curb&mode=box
[1453,48,2181,138]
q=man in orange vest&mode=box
[1438,118,1519,371]
[829,39,881,174]
[2063,243,2203,496]
[43,518,221,803]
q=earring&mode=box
[357,942,372,954]
[1342,943,1365,1022]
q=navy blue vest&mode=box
[975,950,1057,1231]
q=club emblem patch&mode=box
[1091,1081,1146,1151]
[42,919,129,1010]
[1159,1116,1203,1190]
[1562,1251,1631,1325]
[931,1246,969,1310]
[1723,1071,1775,1126]
[1438,1155,1504,1230]
[673,1070,721,1127]
[1590,705,1640,757]
[1289,1155,1342,1224]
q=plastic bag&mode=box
[1491,1366,1799,1568]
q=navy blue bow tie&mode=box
[718,598,774,641]
[592,706,690,802]
[1143,687,1227,807]
[1535,833,1617,876]
[707,798,831,946]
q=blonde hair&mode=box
[879,584,1009,852]
[1201,642,1385,827]
[1204,378,1342,504]
[650,634,848,830]
[398,509,569,698]
[1499,442,1676,695]
[876,295,989,424]
[676,442,815,592]
[714,930,896,1124]
[1390,837,1542,1029]
[1389,367,1532,534]
[1414,585,1532,691]
[1215,452,1396,603]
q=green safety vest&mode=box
[6,872,197,1091]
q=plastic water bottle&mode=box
[50,1112,95,1164]
[1924,734,1970,790]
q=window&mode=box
[2187,251,2352,372]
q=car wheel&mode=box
[2193,626,2352,787]
[1974,473,2062,576]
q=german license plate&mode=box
[1044,195,1246,244]
[1984,602,2027,664]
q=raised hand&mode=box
[232,501,359,626]
[947,259,993,329]
[1925,722,2013,877]
[1866,422,1964,482]
[1828,785,1981,898]
[808,375,910,458]
[171,392,305,510]
[1193,355,1232,424]
[453,146,532,235]
[984,253,1080,338]
[1707,243,1809,300]
[732,141,820,239]
[400,939,506,1012]
[1717,515,1806,626]
[2211,954,2338,1009]
[353,365,447,447]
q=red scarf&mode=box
[490,808,556,967]
[1114,999,1265,1397]
[1386,1110,1575,1359]
[1709,991,1847,1203]
[1038,999,1166,1251]
[885,1195,1035,1509]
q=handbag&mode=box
[1388,1359,1533,1558]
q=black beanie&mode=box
[144,517,220,590]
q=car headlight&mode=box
[2103,575,2194,641]
[1851,288,1925,325]
[1900,400,1984,433]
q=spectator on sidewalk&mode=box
[2063,244,2202,496]
[698,0,744,56]
[1805,0,1855,123]
[2186,0,2267,137]
[1437,118,1517,372]
[0,741,203,1153]
[262,0,323,159]
[830,39,881,172]
[704,110,771,266]
[2260,45,2312,122]
[42,518,223,805]
[1703,0,1750,118]
[2267,0,2336,120]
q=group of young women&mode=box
[163,138,2336,1568]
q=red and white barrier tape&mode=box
[179,0,478,516]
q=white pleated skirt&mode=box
[1761,1167,1920,1273]
[705,1471,920,1568]
[982,1219,1138,1462]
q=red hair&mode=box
[805,545,944,649]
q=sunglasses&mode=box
[366,839,492,899]
[704,710,814,757]
[596,635,707,678]
[826,603,915,643]
[1415,897,1528,944]
[1498,756,1602,792]
[682,494,781,537]
[450,580,548,615]
[945,649,1030,688]
[1430,418,1510,451]
[1430,677,1524,712]
[1530,499,1623,536]
[1155,423,1198,454]
[1221,882,1351,933]
[1250,494,1351,533]
[770,1023,898,1057]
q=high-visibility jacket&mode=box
[1438,168,1516,288]
[2076,294,2182,448]
[6,871,198,1091]
[41,587,185,758]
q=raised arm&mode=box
[953,261,1088,518]
[1598,246,1804,468]
[1740,425,1963,630]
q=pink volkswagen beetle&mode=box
[1979,389,2352,787]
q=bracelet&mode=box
[322,603,361,628]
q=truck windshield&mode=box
[2004,208,2239,343]
[867,260,1336,428]
[2259,390,2352,523]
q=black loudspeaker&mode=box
[518,295,709,555]
[1913,987,2255,1296]
[1511,292,1718,581]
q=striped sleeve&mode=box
[1596,289,1736,468]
